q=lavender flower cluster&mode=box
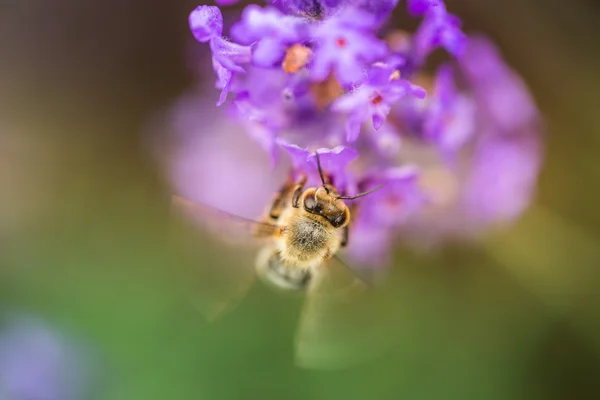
[176,0,542,267]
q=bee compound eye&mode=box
[331,214,346,227]
[303,194,316,211]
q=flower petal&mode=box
[252,38,287,68]
[189,5,223,43]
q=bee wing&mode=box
[170,195,279,321]
[171,195,280,244]
[294,257,396,369]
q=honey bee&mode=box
[171,152,393,369]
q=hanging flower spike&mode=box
[463,132,541,226]
[332,62,426,142]
[410,0,467,66]
[459,35,539,133]
[422,64,475,159]
[310,7,388,86]
[459,36,542,227]
[189,6,252,105]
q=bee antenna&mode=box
[314,151,329,193]
[336,185,384,200]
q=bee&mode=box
[171,152,392,369]
[251,152,382,292]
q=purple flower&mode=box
[410,0,467,66]
[0,315,94,400]
[407,0,442,16]
[189,6,252,105]
[459,35,539,133]
[310,8,388,85]
[457,37,542,227]
[279,141,358,189]
[463,131,541,226]
[348,166,425,265]
[332,63,426,141]
[272,0,399,21]
[359,0,400,22]
[356,166,425,228]
[179,1,544,268]
[226,65,349,160]
[231,5,309,68]
[165,92,283,220]
[422,64,475,157]
[270,0,333,18]
[364,121,403,159]
[393,35,542,245]
[189,5,223,42]
[345,220,395,267]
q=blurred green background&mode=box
[1,0,599,399]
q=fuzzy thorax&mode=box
[276,211,342,270]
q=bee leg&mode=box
[269,177,295,220]
[292,174,308,208]
[340,226,349,247]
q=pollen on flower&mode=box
[282,44,312,74]
[390,70,401,81]
[371,93,384,105]
[310,74,344,109]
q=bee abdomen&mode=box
[255,246,312,292]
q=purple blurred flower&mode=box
[410,0,467,65]
[165,92,283,219]
[333,63,426,141]
[407,0,441,16]
[464,132,541,226]
[349,166,425,264]
[395,37,542,246]
[457,37,542,227]
[357,166,425,229]
[310,8,387,85]
[364,121,403,159]
[459,35,539,133]
[0,315,94,400]
[422,64,475,157]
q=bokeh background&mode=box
[1,0,600,399]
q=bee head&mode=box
[301,187,350,228]
[301,151,384,228]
